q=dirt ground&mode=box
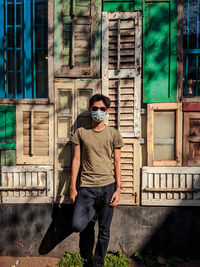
[0,256,200,267]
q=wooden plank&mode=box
[186,174,193,200]
[7,173,13,197]
[1,166,53,172]
[176,104,182,166]
[13,172,20,197]
[142,166,200,174]
[0,186,46,191]
[142,199,200,206]
[177,0,183,101]
[183,103,200,111]
[193,174,200,200]
[167,174,173,200]
[26,172,32,197]
[102,12,109,97]
[180,174,186,200]
[38,172,46,196]
[32,172,38,197]
[143,188,200,192]
[20,172,26,197]
[147,104,154,166]
[2,197,53,204]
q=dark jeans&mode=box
[72,182,116,267]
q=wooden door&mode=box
[184,112,200,166]
[55,80,101,202]
[143,0,177,103]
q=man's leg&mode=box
[93,183,115,267]
[72,187,96,233]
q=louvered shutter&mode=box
[0,166,53,203]
[143,0,177,103]
[142,167,200,206]
[54,0,101,77]
[16,105,53,164]
[102,12,141,138]
[120,139,140,205]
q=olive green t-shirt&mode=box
[71,126,124,187]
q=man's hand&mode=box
[109,188,121,207]
[70,187,78,203]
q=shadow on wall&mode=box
[38,203,96,260]
[138,207,200,260]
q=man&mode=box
[70,94,124,267]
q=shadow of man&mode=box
[39,203,96,266]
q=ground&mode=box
[0,257,200,267]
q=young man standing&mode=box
[70,94,124,267]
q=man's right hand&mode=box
[70,187,78,203]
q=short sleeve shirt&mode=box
[71,126,124,187]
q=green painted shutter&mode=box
[143,0,177,103]
[54,0,101,77]
[103,0,142,11]
[0,106,15,150]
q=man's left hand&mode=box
[109,189,121,207]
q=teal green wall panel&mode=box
[103,0,142,11]
[143,0,177,103]
[0,106,15,150]
[0,150,16,166]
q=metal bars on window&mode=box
[0,0,48,98]
[183,0,200,97]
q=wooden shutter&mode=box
[120,139,140,205]
[103,0,142,12]
[147,103,182,166]
[143,0,177,103]
[16,105,54,164]
[142,167,200,206]
[0,106,15,150]
[55,80,101,203]
[183,110,200,166]
[0,166,53,203]
[54,0,101,77]
[102,12,142,138]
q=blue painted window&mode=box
[183,0,200,97]
[0,0,48,98]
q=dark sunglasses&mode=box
[91,106,107,112]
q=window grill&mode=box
[0,0,48,98]
[183,0,200,97]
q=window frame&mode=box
[0,0,50,102]
[178,0,200,102]
[147,103,183,167]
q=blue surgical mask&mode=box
[91,109,106,122]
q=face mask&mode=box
[91,109,106,122]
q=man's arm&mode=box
[70,144,81,203]
[109,148,122,207]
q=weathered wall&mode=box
[0,204,200,258]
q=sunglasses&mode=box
[91,106,107,112]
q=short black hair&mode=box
[89,94,111,109]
